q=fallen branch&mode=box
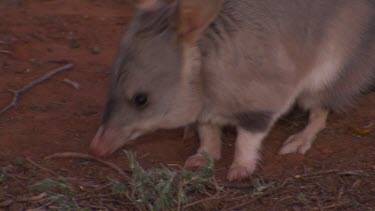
[0,63,74,115]
[45,152,130,179]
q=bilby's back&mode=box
[201,0,375,116]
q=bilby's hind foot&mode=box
[279,107,329,154]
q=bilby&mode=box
[90,0,375,181]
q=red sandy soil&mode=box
[0,1,374,210]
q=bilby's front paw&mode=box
[185,154,209,169]
[227,162,256,181]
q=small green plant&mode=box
[14,157,26,166]
[30,178,72,193]
[251,177,275,195]
[111,181,126,195]
[30,177,87,211]
[0,189,4,201]
[0,170,8,183]
[113,150,217,211]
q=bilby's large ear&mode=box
[177,0,222,43]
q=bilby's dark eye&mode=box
[132,93,148,107]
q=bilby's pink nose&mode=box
[89,125,128,157]
[89,142,107,157]
[89,126,110,157]
[89,145,105,157]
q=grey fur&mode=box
[236,111,273,132]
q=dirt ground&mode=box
[0,1,374,210]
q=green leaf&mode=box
[112,182,126,195]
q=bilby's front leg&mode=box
[227,127,266,181]
[185,123,222,168]
[227,110,275,181]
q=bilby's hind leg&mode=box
[182,124,197,140]
[185,123,222,168]
[279,107,329,155]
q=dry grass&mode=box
[1,150,374,210]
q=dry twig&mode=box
[75,193,114,201]
[26,200,55,211]
[296,169,339,178]
[0,199,13,207]
[0,193,49,209]
[222,168,357,210]
[183,192,222,209]
[63,78,80,89]
[0,63,74,115]
[45,152,130,179]
[0,50,13,55]
[25,157,60,177]
[0,40,11,45]
[223,179,290,211]
[16,192,49,202]
[219,181,254,189]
